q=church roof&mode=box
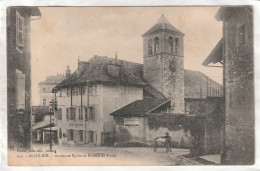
[184,69,223,99]
[142,14,184,37]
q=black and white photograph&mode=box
[3,4,256,167]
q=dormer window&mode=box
[16,11,24,49]
[168,36,173,54]
[174,38,179,54]
[154,37,159,54]
[148,39,153,55]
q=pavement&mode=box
[199,155,221,165]
[31,143,192,166]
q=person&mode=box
[161,132,172,152]
[151,137,159,152]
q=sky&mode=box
[30,7,223,105]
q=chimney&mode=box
[115,52,118,64]
[78,57,80,69]
[66,65,71,79]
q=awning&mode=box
[32,121,54,130]
[202,38,223,66]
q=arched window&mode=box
[168,36,173,54]
[154,37,159,54]
[175,38,179,54]
[148,39,153,55]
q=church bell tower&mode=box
[142,15,185,114]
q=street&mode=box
[31,143,190,166]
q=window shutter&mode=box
[15,69,25,111]
[16,11,24,47]
[67,130,70,141]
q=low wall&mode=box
[146,126,191,148]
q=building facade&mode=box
[38,74,65,106]
[203,6,254,164]
[7,7,41,148]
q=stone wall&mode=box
[222,7,254,164]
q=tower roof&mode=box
[142,14,184,37]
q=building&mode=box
[30,74,65,144]
[202,6,254,164]
[54,15,222,147]
[31,106,57,144]
[38,74,65,106]
[55,58,145,146]
[7,7,41,148]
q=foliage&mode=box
[115,127,131,146]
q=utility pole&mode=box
[49,88,57,151]
[50,105,52,151]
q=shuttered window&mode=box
[15,69,25,111]
[16,11,24,48]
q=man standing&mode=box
[161,132,172,152]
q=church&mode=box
[54,15,222,149]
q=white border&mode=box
[0,0,259,171]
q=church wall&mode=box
[162,54,184,113]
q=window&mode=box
[174,38,179,54]
[79,130,83,142]
[16,11,24,48]
[78,107,83,120]
[148,39,153,55]
[85,107,88,121]
[59,90,62,97]
[42,99,47,106]
[168,36,173,54]
[85,107,95,121]
[15,69,25,110]
[68,129,74,141]
[238,25,246,47]
[115,118,124,125]
[89,131,94,143]
[57,108,62,120]
[43,88,46,92]
[66,108,70,120]
[89,107,95,121]
[70,107,76,120]
[154,37,159,54]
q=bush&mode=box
[115,127,131,146]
